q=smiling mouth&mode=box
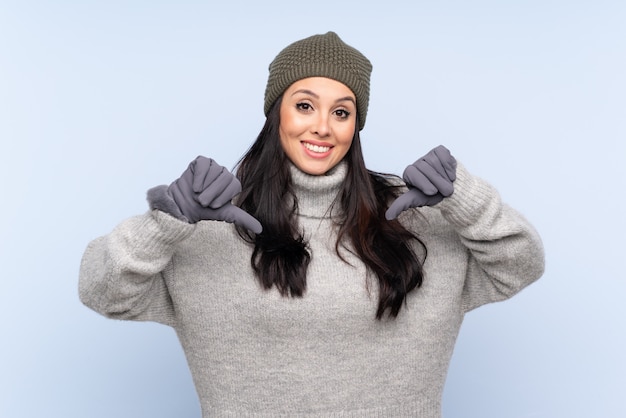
[303,142,331,153]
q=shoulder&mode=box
[397,205,453,238]
[176,220,252,256]
[368,171,407,200]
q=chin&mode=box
[297,164,329,176]
[302,168,327,176]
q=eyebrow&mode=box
[291,89,356,105]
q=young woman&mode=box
[79,32,545,417]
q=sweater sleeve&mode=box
[78,209,196,326]
[436,163,545,312]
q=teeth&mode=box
[303,142,330,153]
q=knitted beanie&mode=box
[264,31,373,131]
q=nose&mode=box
[312,113,330,137]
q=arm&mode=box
[79,155,261,325]
[387,146,545,312]
[437,163,545,312]
[79,210,195,326]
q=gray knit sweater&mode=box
[79,161,544,417]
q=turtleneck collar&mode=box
[289,161,347,219]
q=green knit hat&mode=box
[264,31,373,131]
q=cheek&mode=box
[278,110,294,148]
[337,125,356,146]
[279,114,304,143]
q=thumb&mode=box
[386,189,443,220]
[215,204,263,234]
[386,190,424,220]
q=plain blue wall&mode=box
[1,1,624,417]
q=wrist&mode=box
[436,163,499,226]
[147,185,189,222]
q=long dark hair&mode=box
[235,97,425,319]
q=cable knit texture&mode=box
[79,161,544,417]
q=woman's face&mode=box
[279,77,357,176]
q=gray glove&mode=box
[148,156,262,233]
[385,145,457,220]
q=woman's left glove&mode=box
[385,145,457,220]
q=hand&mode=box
[168,156,262,233]
[385,145,457,220]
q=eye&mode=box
[334,109,351,120]
[296,102,313,112]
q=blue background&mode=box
[1,1,624,417]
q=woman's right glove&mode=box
[147,156,262,234]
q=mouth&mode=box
[302,141,332,154]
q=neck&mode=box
[289,161,347,219]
